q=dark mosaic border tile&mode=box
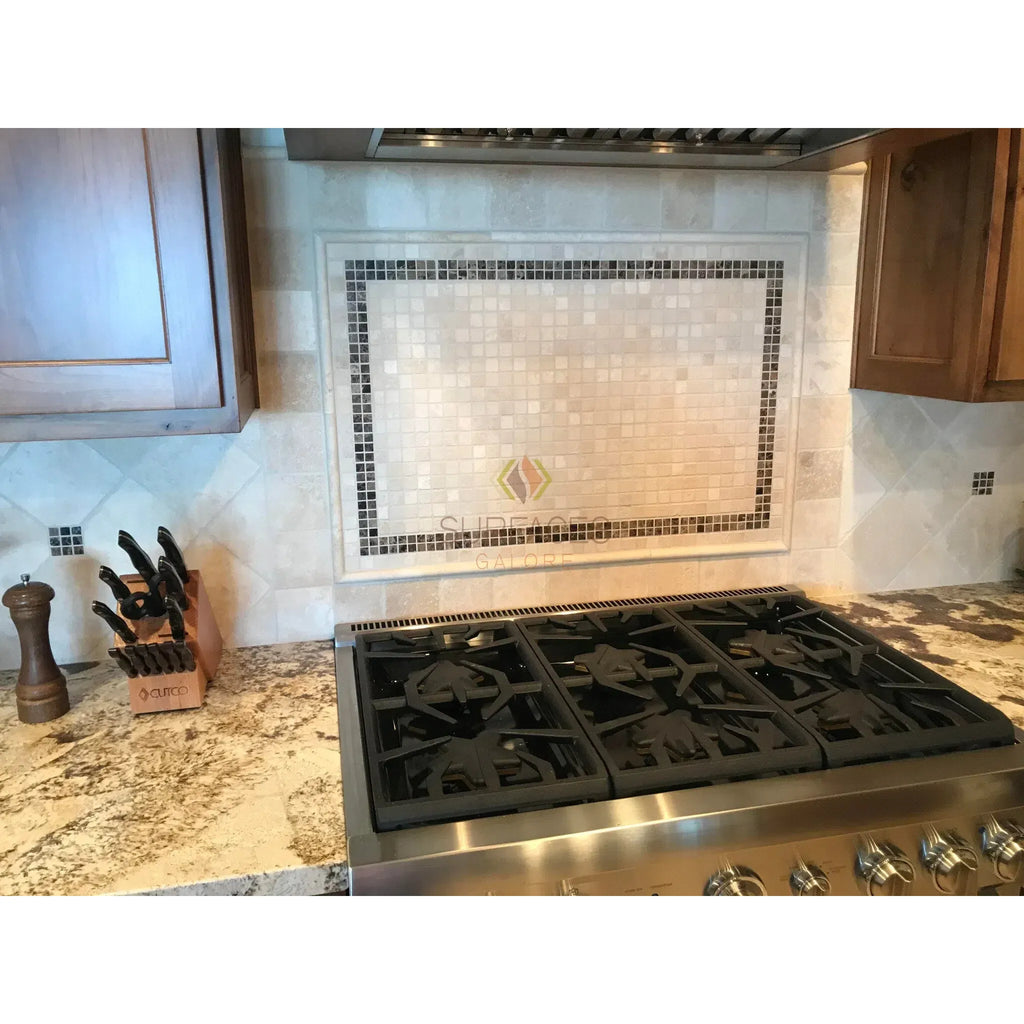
[344,258,784,556]
[971,470,995,496]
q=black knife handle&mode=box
[148,643,173,674]
[124,645,150,677]
[156,527,190,584]
[108,647,138,678]
[135,644,160,675]
[91,600,137,644]
[118,530,158,583]
[164,594,187,644]
[177,642,196,673]
[158,556,190,611]
[98,565,132,603]
[160,641,183,674]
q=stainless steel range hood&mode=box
[283,128,967,171]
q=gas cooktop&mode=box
[336,586,1024,895]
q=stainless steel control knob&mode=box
[790,863,831,896]
[921,828,978,895]
[557,879,580,895]
[981,819,1024,883]
[856,838,915,896]
[704,865,766,896]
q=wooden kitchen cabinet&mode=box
[0,129,258,440]
[852,128,1024,402]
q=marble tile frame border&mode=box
[340,256,784,557]
[317,231,807,585]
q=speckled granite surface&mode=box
[820,580,1024,731]
[0,641,347,896]
[2,582,1021,896]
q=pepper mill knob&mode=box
[3,573,70,724]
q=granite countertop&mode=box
[820,580,1024,732]
[1,581,1021,897]
[0,641,347,896]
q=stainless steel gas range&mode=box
[334,585,1024,895]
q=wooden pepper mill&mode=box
[3,573,70,723]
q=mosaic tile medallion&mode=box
[322,235,807,580]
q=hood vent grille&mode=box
[284,127,881,170]
[385,128,811,146]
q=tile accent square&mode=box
[971,470,995,496]
[48,525,83,556]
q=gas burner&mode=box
[421,731,557,796]
[669,594,1016,767]
[404,659,515,724]
[519,607,821,797]
[354,617,609,829]
[571,644,675,697]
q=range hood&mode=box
[283,128,966,171]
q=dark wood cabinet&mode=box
[0,129,258,440]
[852,128,1024,402]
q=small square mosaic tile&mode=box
[323,238,804,575]
[48,525,83,556]
[972,470,995,496]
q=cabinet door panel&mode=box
[0,129,221,416]
[853,130,1005,400]
[991,131,1024,383]
[0,129,166,362]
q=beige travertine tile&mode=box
[712,172,767,230]
[804,285,856,343]
[797,395,851,450]
[801,341,853,396]
[261,412,328,475]
[795,449,843,500]
[256,351,323,413]
[273,529,334,588]
[308,163,369,229]
[252,290,318,353]
[766,174,815,231]
[276,586,334,642]
[248,229,313,290]
[603,169,662,230]
[242,155,309,230]
[811,173,865,232]
[264,473,330,532]
[659,170,715,229]
[807,232,860,286]
[791,498,841,550]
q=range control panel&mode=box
[551,809,1024,896]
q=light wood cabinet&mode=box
[0,128,258,439]
[852,128,1024,402]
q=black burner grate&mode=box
[667,595,1016,766]
[516,608,822,797]
[354,620,609,830]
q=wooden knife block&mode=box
[114,568,223,715]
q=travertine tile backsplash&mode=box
[1,134,1022,669]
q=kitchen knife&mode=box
[98,565,132,604]
[91,601,137,645]
[135,644,160,675]
[148,643,173,674]
[176,642,196,673]
[160,641,184,674]
[123,645,150,677]
[158,557,190,611]
[108,646,138,678]
[118,530,158,581]
[165,594,187,643]
[156,526,190,584]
